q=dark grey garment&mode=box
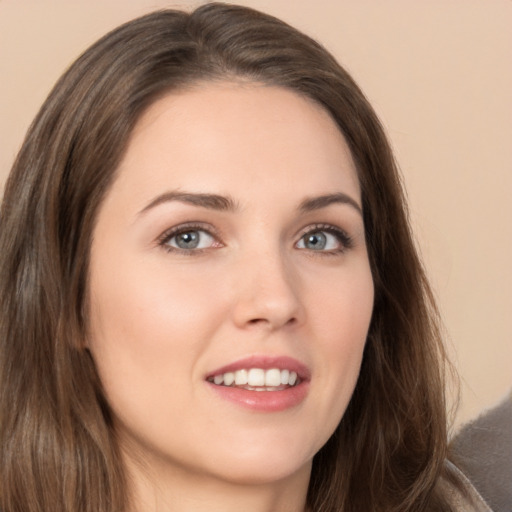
[445,461,493,511]
[451,392,512,512]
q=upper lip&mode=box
[206,355,311,381]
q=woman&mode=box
[0,3,491,511]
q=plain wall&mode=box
[1,0,511,430]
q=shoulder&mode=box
[443,461,494,512]
[450,392,512,512]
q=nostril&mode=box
[248,318,266,325]
[247,316,297,327]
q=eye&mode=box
[296,226,352,253]
[170,230,214,250]
[159,224,221,253]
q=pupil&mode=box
[177,231,199,249]
[306,232,326,250]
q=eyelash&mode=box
[297,224,353,255]
[157,222,221,255]
[156,222,353,255]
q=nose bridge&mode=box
[231,241,303,330]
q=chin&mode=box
[208,455,313,487]
[195,431,318,486]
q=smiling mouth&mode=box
[207,368,300,391]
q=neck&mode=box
[123,451,311,512]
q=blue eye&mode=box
[162,227,217,251]
[296,227,351,252]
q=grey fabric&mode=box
[451,392,512,512]
[445,461,494,512]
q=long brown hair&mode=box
[1,4,457,511]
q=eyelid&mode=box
[156,222,223,253]
[295,223,354,252]
[155,221,354,255]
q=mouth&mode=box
[207,368,300,391]
[205,356,310,412]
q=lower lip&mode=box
[206,381,309,412]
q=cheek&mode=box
[89,251,221,344]
[310,260,373,348]
[307,264,373,431]
[86,253,225,412]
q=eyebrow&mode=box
[299,193,362,216]
[138,190,362,217]
[139,191,239,215]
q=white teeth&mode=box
[248,368,265,386]
[223,372,235,386]
[210,368,300,388]
[234,369,248,385]
[265,368,281,387]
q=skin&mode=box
[87,82,374,512]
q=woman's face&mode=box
[88,83,374,486]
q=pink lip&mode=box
[205,355,310,412]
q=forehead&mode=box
[112,82,360,210]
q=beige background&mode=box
[1,0,511,431]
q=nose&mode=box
[231,249,304,331]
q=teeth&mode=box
[265,368,281,386]
[234,369,248,385]
[209,368,299,388]
[248,368,265,386]
[223,372,235,386]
